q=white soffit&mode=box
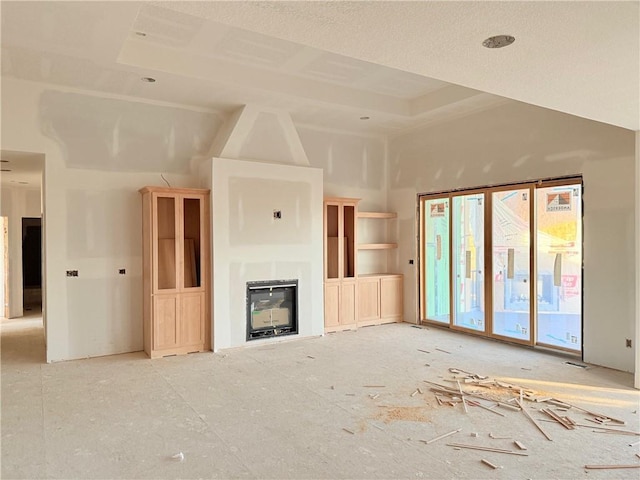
[161,1,640,131]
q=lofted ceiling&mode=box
[0,1,638,179]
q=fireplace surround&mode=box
[246,280,298,340]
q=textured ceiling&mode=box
[160,0,640,131]
[1,0,638,141]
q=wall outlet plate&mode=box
[273,210,282,219]
[66,270,78,277]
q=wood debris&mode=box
[481,459,500,469]
[422,428,462,444]
[417,349,431,354]
[516,398,553,441]
[489,433,510,439]
[435,348,451,354]
[342,428,355,435]
[514,440,527,450]
[446,443,528,456]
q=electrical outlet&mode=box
[408,259,414,265]
[66,270,78,277]
[626,338,632,348]
[119,269,126,275]
[273,210,282,219]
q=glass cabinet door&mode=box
[452,193,485,331]
[182,196,203,289]
[155,195,178,291]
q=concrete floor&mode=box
[2,318,639,479]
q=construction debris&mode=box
[514,441,527,450]
[342,428,355,435]
[481,459,501,469]
[422,428,462,445]
[446,443,528,456]
[435,348,451,354]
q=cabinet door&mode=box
[180,292,205,346]
[380,276,403,320]
[341,282,357,325]
[154,194,179,293]
[181,195,206,291]
[358,278,380,322]
[324,283,341,328]
[153,295,179,350]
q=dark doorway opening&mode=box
[22,218,42,311]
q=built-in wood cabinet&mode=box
[323,197,403,332]
[140,186,210,358]
[323,198,358,332]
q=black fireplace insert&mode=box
[246,279,298,340]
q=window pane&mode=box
[492,189,531,341]
[452,193,485,331]
[536,184,582,351]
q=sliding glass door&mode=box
[535,183,582,351]
[452,193,485,332]
[491,188,532,342]
[419,178,582,355]
[422,198,450,324]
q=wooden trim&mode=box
[358,243,397,250]
[529,184,537,346]
[358,211,397,219]
[149,343,207,359]
[484,190,492,335]
[139,186,210,195]
[358,273,403,279]
[324,323,357,333]
[535,341,582,355]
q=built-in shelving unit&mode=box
[323,198,403,332]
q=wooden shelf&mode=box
[358,243,397,250]
[358,211,397,219]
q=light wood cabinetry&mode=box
[140,186,210,358]
[323,198,403,332]
[323,198,358,332]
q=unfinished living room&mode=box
[1,2,639,479]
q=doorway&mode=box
[22,218,42,313]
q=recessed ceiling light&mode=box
[359,116,370,120]
[482,35,515,49]
[141,77,156,83]
[135,31,147,37]
[1,169,12,172]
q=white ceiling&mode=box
[1,1,638,163]
[0,151,44,188]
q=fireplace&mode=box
[246,280,298,340]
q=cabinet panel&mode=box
[324,284,340,328]
[381,276,403,320]
[154,295,178,350]
[156,196,178,291]
[341,282,357,325]
[358,278,380,322]
[181,293,204,346]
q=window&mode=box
[419,178,582,355]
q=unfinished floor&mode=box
[2,318,639,480]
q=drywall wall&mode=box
[388,101,636,372]
[210,157,323,350]
[0,185,42,318]
[1,78,206,361]
[636,130,640,388]
[298,126,394,275]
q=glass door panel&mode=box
[183,197,202,288]
[423,198,450,324]
[492,188,531,341]
[326,204,339,279]
[535,184,582,351]
[452,193,485,331]
[156,196,177,290]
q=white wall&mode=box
[0,185,42,318]
[388,101,637,372]
[210,157,324,350]
[635,130,640,388]
[1,78,202,361]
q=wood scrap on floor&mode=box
[516,398,553,441]
[446,443,528,456]
[422,428,462,444]
[514,440,527,450]
[481,459,501,469]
